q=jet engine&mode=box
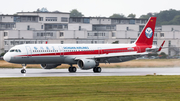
[40,64,61,69]
[77,59,98,70]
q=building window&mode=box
[41,25,43,29]
[136,20,140,23]
[27,25,30,30]
[4,32,8,37]
[154,33,157,37]
[64,25,68,29]
[79,26,81,30]
[106,26,111,29]
[112,32,115,37]
[61,41,64,44]
[4,41,8,45]
[94,33,98,36]
[139,25,144,32]
[60,32,64,37]
[39,17,43,21]
[83,18,90,23]
[153,41,157,45]
[50,33,53,36]
[46,17,57,21]
[169,41,171,46]
[129,20,135,24]
[61,17,68,22]
[130,41,135,43]
[160,33,164,37]
[58,25,63,29]
[171,28,174,31]
[126,27,129,31]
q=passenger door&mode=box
[25,46,32,57]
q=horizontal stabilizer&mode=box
[157,41,165,52]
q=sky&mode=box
[0,0,180,18]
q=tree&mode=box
[140,9,180,25]
[128,13,136,18]
[140,13,154,19]
[36,8,40,12]
[169,15,180,25]
[112,41,119,44]
[159,52,167,59]
[109,14,125,18]
[1,53,5,56]
[40,7,48,12]
[70,9,84,17]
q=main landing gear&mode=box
[93,67,101,73]
[21,64,26,74]
[68,66,77,73]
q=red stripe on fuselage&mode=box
[17,46,151,57]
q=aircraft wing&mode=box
[74,52,147,60]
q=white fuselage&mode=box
[3,43,155,65]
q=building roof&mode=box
[17,11,70,14]
[14,15,39,17]
[0,14,14,16]
[70,17,147,20]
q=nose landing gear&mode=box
[21,64,26,74]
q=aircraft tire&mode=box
[21,69,26,74]
[69,67,76,73]
[97,67,101,73]
[72,67,77,73]
[93,67,101,73]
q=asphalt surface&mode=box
[0,67,180,77]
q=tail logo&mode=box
[145,27,153,38]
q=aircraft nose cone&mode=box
[3,53,10,62]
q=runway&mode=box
[0,67,180,77]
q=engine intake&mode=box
[40,64,61,69]
[77,59,97,70]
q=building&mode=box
[0,11,180,56]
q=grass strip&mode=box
[0,76,180,101]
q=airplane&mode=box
[3,17,165,74]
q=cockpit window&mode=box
[10,49,21,52]
[10,50,14,52]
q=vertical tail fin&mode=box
[135,17,156,45]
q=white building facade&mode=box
[0,12,180,56]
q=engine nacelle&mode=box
[40,64,61,69]
[77,59,97,70]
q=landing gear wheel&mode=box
[68,67,77,73]
[21,64,26,74]
[21,69,26,74]
[93,67,101,73]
